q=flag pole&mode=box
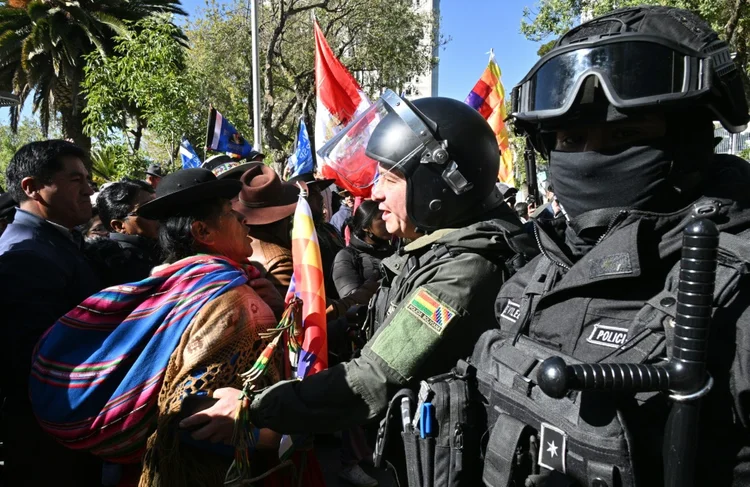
[251,0,262,150]
[205,104,213,161]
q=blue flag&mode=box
[287,118,313,179]
[179,137,202,169]
[206,107,254,159]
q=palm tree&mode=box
[90,144,121,183]
[0,0,187,151]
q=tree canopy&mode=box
[182,0,440,165]
[1,0,441,179]
[0,0,186,151]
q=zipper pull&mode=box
[453,423,463,471]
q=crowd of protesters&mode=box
[0,138,555,487]
[4,7,747,487]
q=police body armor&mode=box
[404,226,750,487]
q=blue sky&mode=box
[2,0,547,122]
[434,0,544,100]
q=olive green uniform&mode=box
[249,207,525,433]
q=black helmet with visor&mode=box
[318,90,503,232]
[512,6,749,144]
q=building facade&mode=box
[404,0,440,99]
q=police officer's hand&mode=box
[249,277,285,320]
[180,387,240,444]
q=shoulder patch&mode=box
[405,288,456,335]
[500,300,521,323]
[589,252,632,278]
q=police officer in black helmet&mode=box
[178,91,533,461]
[493,5,750,486]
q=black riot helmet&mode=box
[318,90,503,232]
[511,5,750,153]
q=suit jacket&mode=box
[0,209,100,405]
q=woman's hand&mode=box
[179,387,241,444]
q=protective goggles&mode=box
[317,89,473,195]
[512,36,715,121]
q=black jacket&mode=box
[316,221,345,299]
[496,154,750,486]
[85,233,162,287]
[332,235,393,300]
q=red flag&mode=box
[314,19,369,150]
[313,19,375,197]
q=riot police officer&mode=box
[490,6,750,486]
[180,93,531,447]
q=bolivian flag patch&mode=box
[405,288,456,335]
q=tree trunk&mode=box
[56,73,91,154]
[734,44,750,106]
[131,118,145,153]
[724,0,746,44]
[60,106,91,154]
[261,3,287,152]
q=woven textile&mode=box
[29,255,254,463]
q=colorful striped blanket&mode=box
[29,254,252,463]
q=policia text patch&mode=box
[586,324,628,349]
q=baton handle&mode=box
[537,219,719,399]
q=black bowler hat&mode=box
[145,164,165,178]
[202,154,262,180]
[287,172,335,192]
[136,168,242,220]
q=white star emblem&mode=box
[546,441,558,458]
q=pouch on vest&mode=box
[470,332,638,487]
[375,366,484,487]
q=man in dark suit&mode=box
[0,140,102,486]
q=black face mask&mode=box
[549,143,677,219]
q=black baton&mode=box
[537,219,719,487]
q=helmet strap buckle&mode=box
[442,161,474,195]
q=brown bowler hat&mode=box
[233,164,299,225]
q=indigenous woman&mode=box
[29,168,323,487]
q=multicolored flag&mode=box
[313,18,375,196]
[179,137,202,169]
[287,118,314,179]
[206,107,255,160]
[465,50,515,185]
[285,192,328,378]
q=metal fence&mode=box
[715,126,750,155]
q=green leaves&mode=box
[82,15,198,170]
[0,0,187,149]
[90,142,150,183]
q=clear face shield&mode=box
[317,89,474,196]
